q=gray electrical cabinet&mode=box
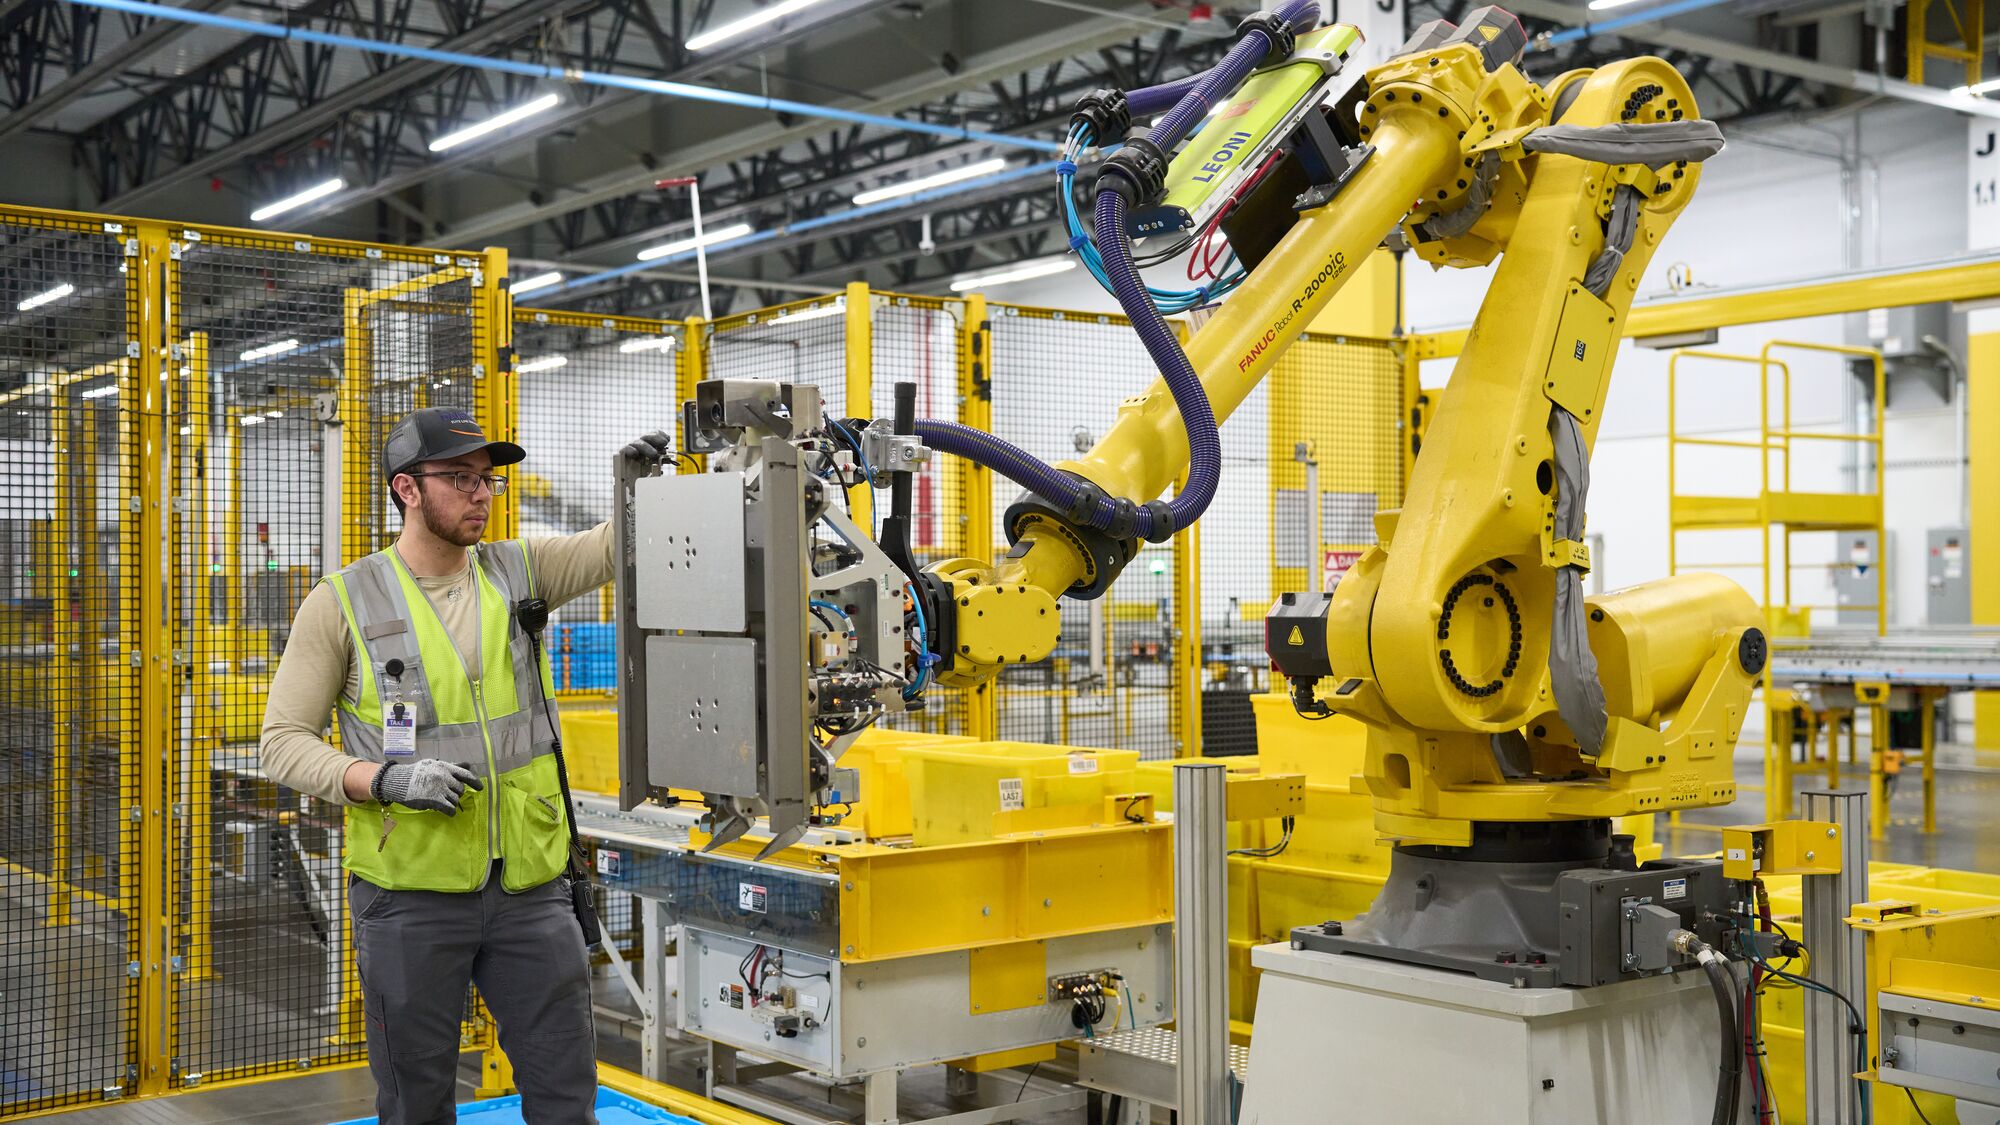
[1833,530,1885,627]
[1926,528,1972,626]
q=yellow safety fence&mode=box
[0,203,509,1119]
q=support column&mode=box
[1800,789,1868,1125]
[1973,329,2000,749]
[1869,701,1889,841]
[641,897,672,1080]
[1173,762,1228,1125]
[863,1070,897,1125]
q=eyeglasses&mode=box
[408,471,509,496]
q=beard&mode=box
[416,493,485,547]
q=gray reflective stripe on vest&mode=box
[476,540,563,775]
[338,552,439,727]
[331,547,554,779]
[337,712,491,767]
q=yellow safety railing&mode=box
[1666,343,1886,639]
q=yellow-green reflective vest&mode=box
[324,542,568,893]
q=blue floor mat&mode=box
[329,1086,703,1124]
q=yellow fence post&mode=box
[184,330,216,981]
[959,295,998,741]
[845,282,874,530]
[134,221,177,1098]
[482,248,519,543]
[1175,466,1202,758]
[340,285,374,566]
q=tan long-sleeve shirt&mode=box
[258,522,615,805]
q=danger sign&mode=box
[1323,549,1362,591]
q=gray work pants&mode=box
[349,863,599,1125]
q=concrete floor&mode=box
[33,748,2000,1125]
[1670,742,2000,871]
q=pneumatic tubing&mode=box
[1149,0,1322,149]
[1125,0,1321,122]
[903,1,1321,542]
[1090,187,1220,538]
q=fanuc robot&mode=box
[617,6,1766,1119]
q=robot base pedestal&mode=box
[1237,942,1735,1125]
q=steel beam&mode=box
[0,0,232,143]
[279,0,902,226]
[435,4,1193,245]
[1513,0,2000,119]
[99,0,585,208]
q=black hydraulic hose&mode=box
[879,381,920,583]
[1701,955,1743,1125]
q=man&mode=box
[260,405,666,1124]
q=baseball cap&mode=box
[382,406,525,482]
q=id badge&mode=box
[383,698,417,758]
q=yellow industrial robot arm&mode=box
[918,10,1546,686]
[907,6,1756,851]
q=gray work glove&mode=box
[376,760,484,815]
[620,430,672,468]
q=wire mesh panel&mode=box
[870,295,974,738]
[0,210,142,1116]
[1196,369,1271,758]
[168,229,493,1087]
[1203,332,1405,756]
[987,305,1184,761]
[700,297,847,414]
[513,310,683,697]
[339,254,488,567]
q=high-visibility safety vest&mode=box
[323,542,568,893]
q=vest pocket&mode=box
[499,756,568,892]
[342,792,486,891]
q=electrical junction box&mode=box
[1927,527,1971,626]
[1833,529,1885,626]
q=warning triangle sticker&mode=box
[1286,626,1305,646]
[1479,25,1499,40]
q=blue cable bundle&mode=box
[1058,122,1247,315]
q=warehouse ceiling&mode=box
[0,0,1991,317]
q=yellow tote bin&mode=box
[836,727,975,840]
[902,741,1141,846]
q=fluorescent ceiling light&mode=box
[769,301,843,325]
[1586,0,1642,8]
[852,158,1007,206]
[519,355,568,373]
[429,93,561,153]
[636,222,755,262]
[17,283,74,312]
[240,338,301,362]
[1954,77,2000,96]
[264,410,283,418]
[618,336,678,354]
[509,270,564,296]
[80,385,117,399]
[250,177,345,222]
[685,0,827,51]
[949,258,1076,292]
[239,415,264,426]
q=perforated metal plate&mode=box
[645,634,761,794]
[634,471,747,632]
